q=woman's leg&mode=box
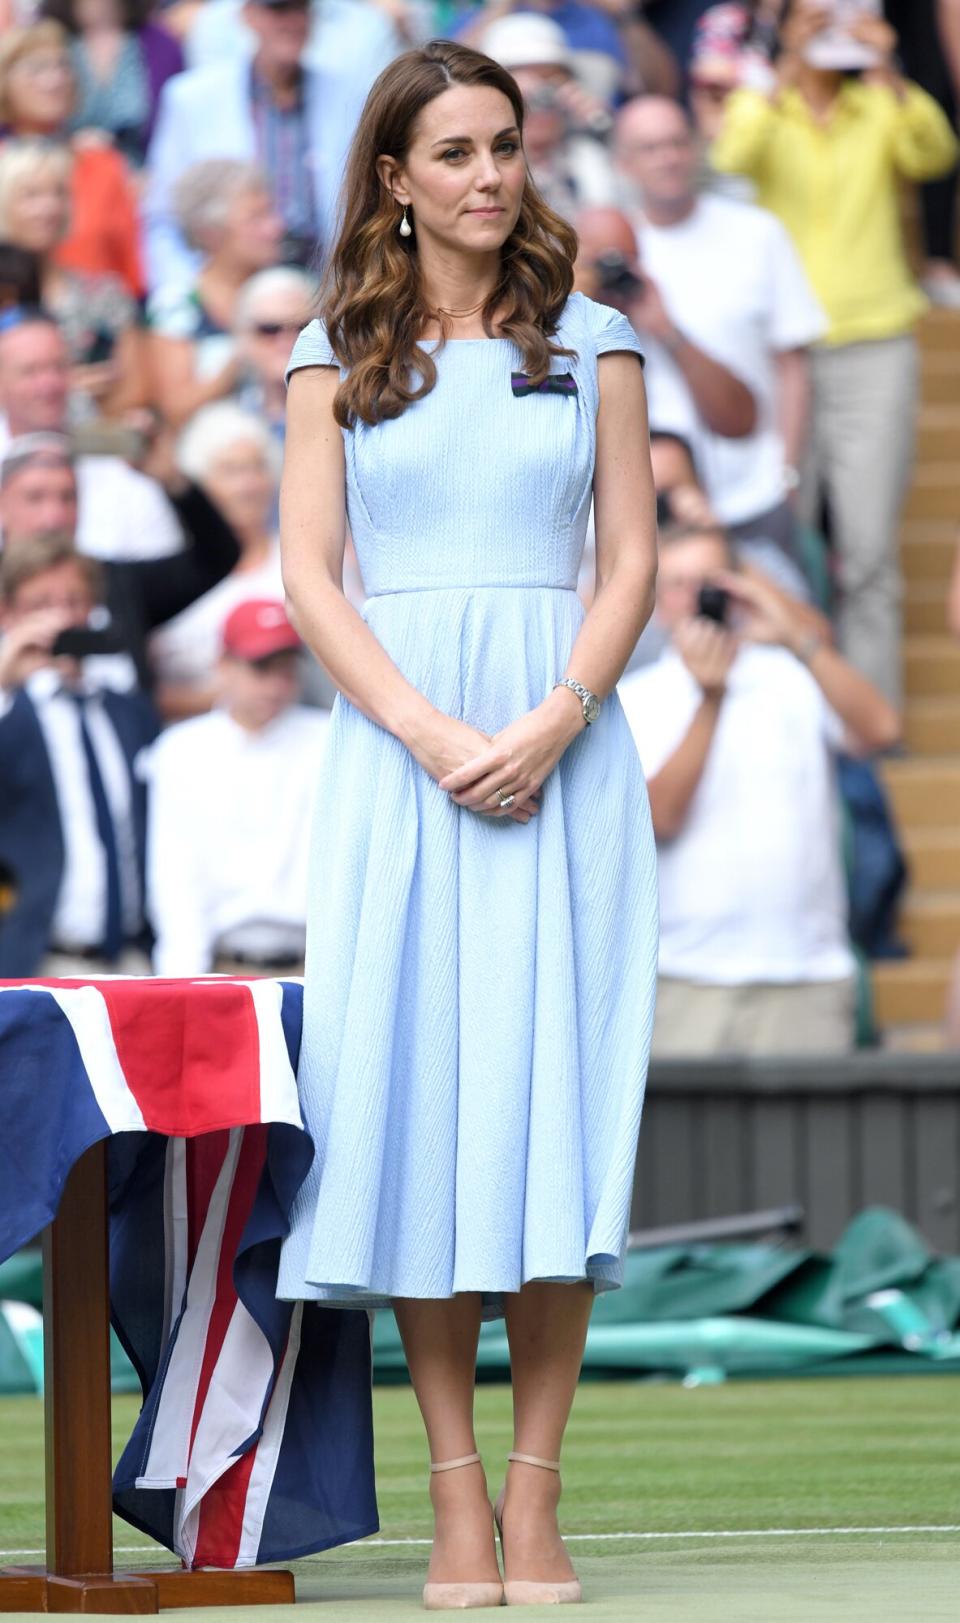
[393,1295,501,1584]
[500,1280,595,1582]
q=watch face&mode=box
[584,694,600,724]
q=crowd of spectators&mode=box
[0,0,958,1052]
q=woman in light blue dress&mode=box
[279,40,658,1611]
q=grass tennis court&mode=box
[2,1377,959,1620]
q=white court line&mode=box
[1,1526,958,1559]
[358,1527,960,1547]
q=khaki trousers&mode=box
[652,975,857,1058]
[799,333,919,708]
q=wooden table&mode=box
[0,1142,294,1613]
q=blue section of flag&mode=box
[256,1305,378,1563]
[0,988,111,1257]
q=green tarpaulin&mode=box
[3,1209,960,1393]
[373,1209,960,1384]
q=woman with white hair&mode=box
[150,401,284,718]
[233,265,316,442]
[147,158,284,428]
[0,136,146,419]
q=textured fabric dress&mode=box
[277,290,659,1317]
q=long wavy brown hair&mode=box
[322,40,578,428]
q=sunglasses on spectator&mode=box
[253,321,304,337]
[690,79,734,102]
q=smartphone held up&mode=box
[803,0,883,71]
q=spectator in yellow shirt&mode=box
[710,2,958,710]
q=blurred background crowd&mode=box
[1,0,959,1058]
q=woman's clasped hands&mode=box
[412,692,585,823]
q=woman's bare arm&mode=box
[148,333,241,428]
[280,366,438,741]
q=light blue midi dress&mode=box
[277,291,658,1317]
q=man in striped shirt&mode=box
[145,0,379,292]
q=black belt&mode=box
[50,942,117,963]
[220,951,303,972]
[50,935,147,963]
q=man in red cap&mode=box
[145,598,329,977]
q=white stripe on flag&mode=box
[45,985,147,1133]
[235,1301,304,1568]
[136,1129,243,1501]
[178,1295,275,1558]
[244,980,304,1129]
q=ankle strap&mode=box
[508,1452,560,1471]
[430,1452,482,1474]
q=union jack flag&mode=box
[0,976,378,1570]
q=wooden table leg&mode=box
[0,1141,294,1613]
[44,1139,116,1579]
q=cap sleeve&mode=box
[589,298,645,366]
[285,318,339,385]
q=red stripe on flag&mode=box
[185,1133,232,1273]
[92,980,263,1136]
[191,1431,262,1570]
[187,1127,268,1460]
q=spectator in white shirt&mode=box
[619,520,900,1057]
[574,205,757,442]
[146,598,329,978]
[0,309,183,561]
[613,94,826,561]
[623,428,825,676]
[150,402,284,720]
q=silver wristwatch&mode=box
[554,677,600,724]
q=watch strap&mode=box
[554,677,600,721]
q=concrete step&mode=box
[904,583,950,636]
[903,827,960,891]
[871,958,953,1025]
[901,518,958,546]
[903,636,960,697]
[899,532,955,585]
[900,893,960,958]
[921,352,960,405]
[903,463,960,521]
[904,695,960,753]
[917,406,960,460]
[882,757,960,825]
[882,1022,946,1053]
[919,309,960,347]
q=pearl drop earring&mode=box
[398,206,412,239]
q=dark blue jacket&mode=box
[0,686,159,976]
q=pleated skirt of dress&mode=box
[277,584,659,1318]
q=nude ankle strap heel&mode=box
[494,1454,582,1607]
[422,1454,504,1612]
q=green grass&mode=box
[2,1379,959,1619]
